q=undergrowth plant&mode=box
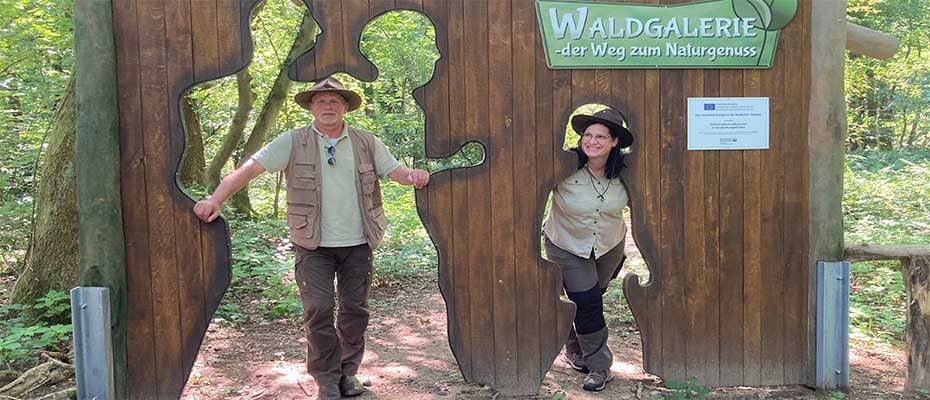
[844,149,930,344]
[220,217,296,323]
[661,378,710,399]
[217,181,437,324]
[372,181,436,287]
[0,290,72,369]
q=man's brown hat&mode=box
[294,76,363,112]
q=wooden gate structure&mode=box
[89,0,848,398]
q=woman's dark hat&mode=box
[294,76,363,112]
[571,108,634,148]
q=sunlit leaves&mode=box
[845,0,930,149]
[0,0,73,204]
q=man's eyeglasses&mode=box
[326,145,336,165]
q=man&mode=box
[193,76,429,399]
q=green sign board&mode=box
[536,0,798,69]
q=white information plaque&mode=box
[687,97,769,150]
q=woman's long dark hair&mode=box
[570,145,626,179]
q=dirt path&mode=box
[181,276,915,400]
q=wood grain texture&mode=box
[717,68,745,386]
[113,0,817,395]
[113,1,259,398]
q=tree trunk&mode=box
[10,77,77,306]
[898,110,908,148]
[905,256,930,390]
[204,69,254,191]
[905,119,919,147]
[228,10,317,215]
[179,95,206,187]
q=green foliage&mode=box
[216,179,436,323]
[845,149,929,344]
[213,303,246,326]
[0,290,72,368]
[603,285,636,328]
[223,217,300,322]
[549,383,569,400]
[844,149,930,245]
[191,0,310,184]
[354,10,440,169]
[0,199,32,274]
[661,378,710,399]
[849,259,906,344]
[0,0,74,202]
[829,390,847,399]
[0,0,74,280]
[372,181,437,286]
[846,0,930,149]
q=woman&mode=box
[543,107,633,392]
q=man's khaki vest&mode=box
[284,126,387,250]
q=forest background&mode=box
[0,0,928,396]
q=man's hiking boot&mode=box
[561,351,589,373]
[582,369,614,392]
[315,383,340,400]
[339,375,366,397]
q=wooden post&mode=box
[846,22,899,60]
[809,0,847,387]
[904,256,930,390]
[74,0,127,398]
[845,246,930,390]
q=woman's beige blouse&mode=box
[543,167,628,259]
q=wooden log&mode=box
[845,245,930,262]
[845,247,930,390]
[846,22,899,60]
[809,0,847,387]
[0,358,73,398]
[904,256,930,390]
[37,388,78,400]
[73,0,127,397]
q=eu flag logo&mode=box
[704,103,715,110]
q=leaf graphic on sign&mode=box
[733,0,772,29]
[732,0,798,31]
[765,0,798,30]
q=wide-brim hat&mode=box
[294,76,363,112]
[571,108,634,148]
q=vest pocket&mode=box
[358,163,377,194]
[290,163,319,191]
[287,204,316,240]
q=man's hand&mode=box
[192,159,267,223]
[389,166,430,189]
[193,199,221,223]
[408,168,430,189]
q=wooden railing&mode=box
[845,245,930,390]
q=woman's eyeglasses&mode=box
[581,132,612,143]
[326,145,336,165]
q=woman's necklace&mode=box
[585,166,610,201]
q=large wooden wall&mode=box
[112,0,812,397]
[113,0,260,398]
[291,0,812,394]
[290,1,578,395]
[619,0,812,386]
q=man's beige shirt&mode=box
[253,123,400,247]
[543,167,628,259]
